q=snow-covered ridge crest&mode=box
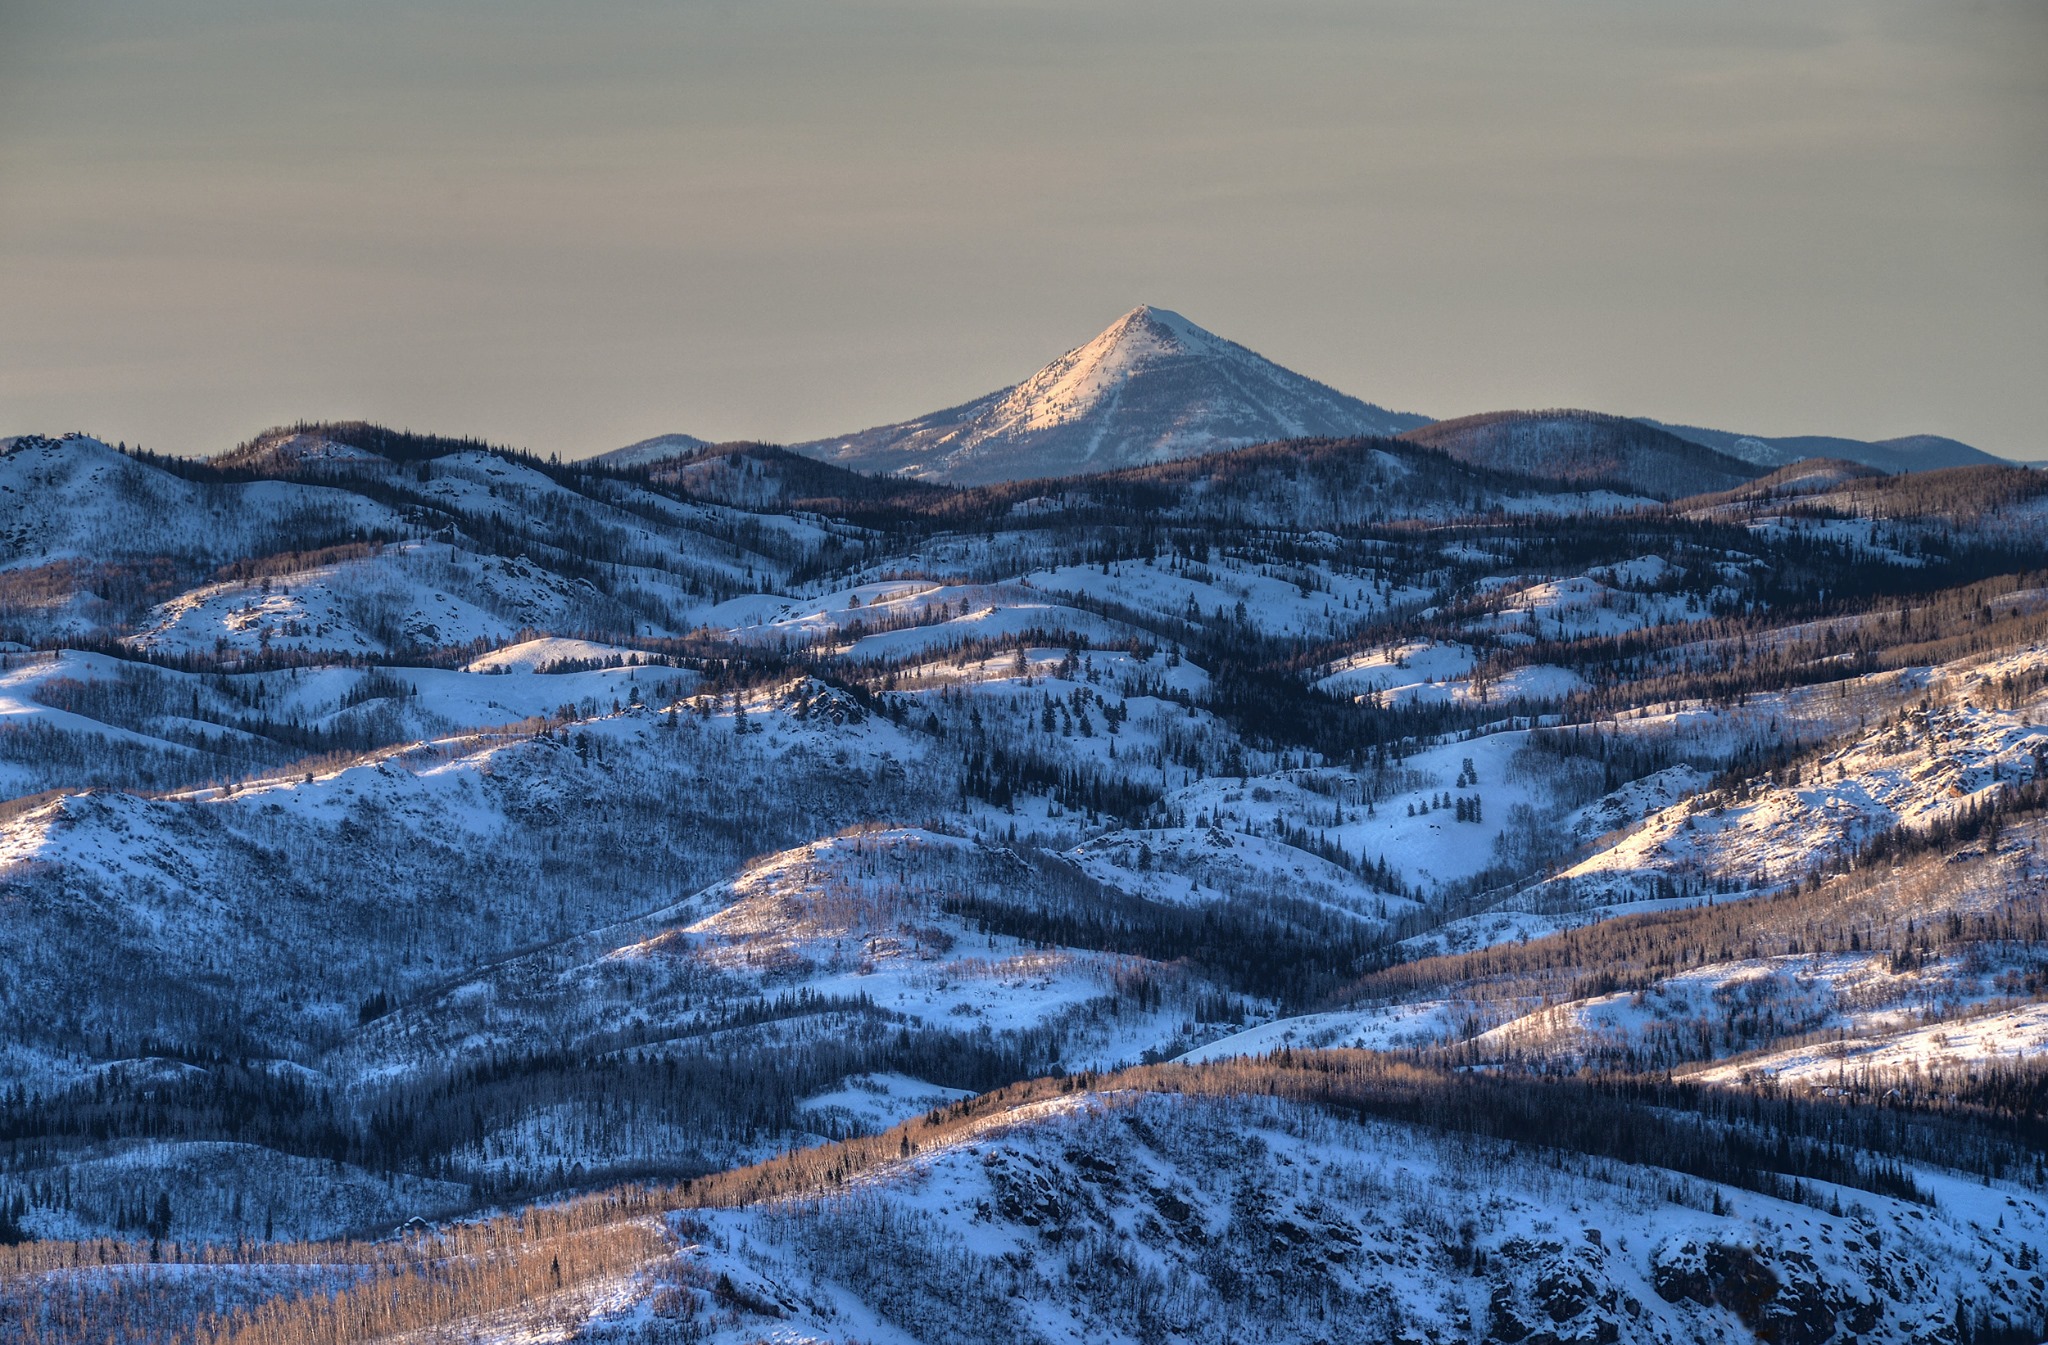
[594,432,713,468]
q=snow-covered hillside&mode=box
[595,433,714,467]
[3,407,2047,1345]
[1646,419,2006,473]
[642,1081,2045,1345]
[1401,410,1761,500]
[0,435,402,572]
[1556,653,2048,904]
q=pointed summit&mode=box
[794,307,1426,484]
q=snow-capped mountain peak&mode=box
[985,306,1232,437]
[795,305,1429,484]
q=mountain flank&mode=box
[1401,408,1764,499]
[1643,419,2005,473]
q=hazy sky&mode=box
[2,1,2044,459]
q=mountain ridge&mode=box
[593,432,713,468]
[1399,408,1764,500]
[1641,418,2005,474]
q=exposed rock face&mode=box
[1651,1237,1884,1345]
[1485,1238,1626,1345]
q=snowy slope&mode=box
[698,579,1139,659]
[1068,825,1410,922]
[1559,671,2048,902]
[0,676,946,1089]
[0,433,835,645]
[1022,552,1424,640]
[6,393,2048,1326]
[0,434,404,572]
[624,1083,2046,1345]
[0,1139,468,1244]
[212,428,391,473]
[1158,730,1548,894]
[797,306,1427,484]
[1692,1000,2048,1089]
[1645,419,2006,473]
[1403,410,1761,499]
[594,433,713,467]
[126,541,639,656]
